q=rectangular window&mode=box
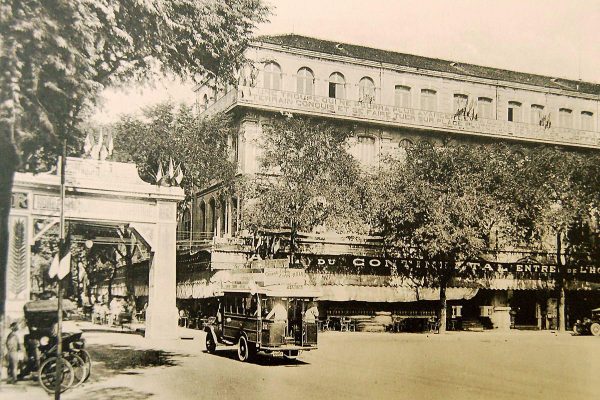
[394,86,411,108]
[329,82,345,99]
[581,111,594,131]
[559,108,573,128]
[356,136,376,165]
[297,76,313,95]
[420,89,437,111]
[478,97,493,119]
[264,71,280,90]
[508,101,522,122]
[297,68,314,95]
[530,104,544,125]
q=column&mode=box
[6,214,30,320]
[226,197,232,237]
[145,201,179,339]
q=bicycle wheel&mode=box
[65,352,87,388]
[76,349,92,382]
[38,357,75,393]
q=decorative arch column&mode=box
[145,201,179,339]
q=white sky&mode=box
[93,0,600,123]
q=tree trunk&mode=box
[107,264,118,304]
[556,231,566,332]
[0,133,19,384]
[438,283,447,333]
[124,244,137,316]
[558,286,566,331]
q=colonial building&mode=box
[177,34,600,331]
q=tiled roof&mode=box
[256,34,600,96]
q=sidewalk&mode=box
[1,323,205,399]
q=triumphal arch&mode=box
[7,157,184,339]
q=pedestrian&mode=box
[6,322,23,384]
[109,297,122,326]
[304,302,319,323]
[266,301,287,322]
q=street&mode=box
[3,328,597,400]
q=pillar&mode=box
[6,214,30,320]
[145,201,179,339]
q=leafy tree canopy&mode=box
[113,102,236,200]
[0,0,270,170]
[242,116,370,235]
[374,142,527,284]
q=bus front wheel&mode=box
[205,333,216,354]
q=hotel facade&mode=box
[175,34,600,331]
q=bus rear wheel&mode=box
[590,322,600,337]
[237,336,255,362]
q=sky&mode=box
[93,0,600,123]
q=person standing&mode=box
[304,302,319,323]
[266,301,287,321]
[6,322,23,384]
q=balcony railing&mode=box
[201,89,238,117]
[176,231,215,249]
[201,85,600,149]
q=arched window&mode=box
[297,67,314,95]
[558,108,572,128]
[478,97,493,119]
[530,104,544,124]
[581,111,594,131]
[453,94,468,112]
[181,209,191,239]
[398,138,413,149]
[394,86,411,108]
[199,201,206,235]
[328,72,345,99]
[263,61,282,90]
[359,77,375,103]
[508,101,522,122]
[219,198,227,237]
[202,94,209,111]
[420,89,437,111]
[208,198,216,237]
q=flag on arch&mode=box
[48,249,72,280]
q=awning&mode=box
[175,269,480,302]
[317,285,478,302]
[24,299,76,313]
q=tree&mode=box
[242,115,370,262]
[373,142,521,332]
[513,147,600,331]
[113,103,236,199]
[0,0,269,370]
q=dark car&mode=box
[573,307,600,336]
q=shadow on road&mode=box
[205,348,309,367]
[69,386,153,400]
[86,343,183,383]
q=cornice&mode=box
[251,42,600,101]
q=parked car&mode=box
[573,307,600,336]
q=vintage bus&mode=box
[204,285,320,362]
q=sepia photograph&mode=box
[1,1,599,399]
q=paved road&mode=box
[3,329,599,400]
